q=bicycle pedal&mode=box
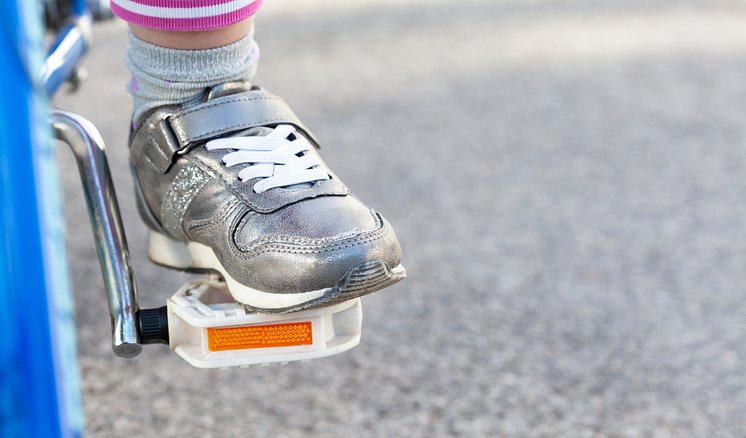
[164,276,363,369]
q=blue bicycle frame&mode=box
[0,0,91,436]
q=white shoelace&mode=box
[205,125,330,193]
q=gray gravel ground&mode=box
[52,0,746,436]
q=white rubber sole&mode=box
[147,230,406,314]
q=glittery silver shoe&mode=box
[129,82,405,313]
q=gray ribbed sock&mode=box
[125,27,259,123]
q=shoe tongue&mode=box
[202,81,255,102]
[229,126,274,138]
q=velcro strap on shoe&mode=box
[169,90,319,149]
[130,108,182,174]
[131,89,320,174]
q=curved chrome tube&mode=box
[52,109,142,358]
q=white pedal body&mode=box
[167,277,363,369]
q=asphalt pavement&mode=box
[53,1,746,436]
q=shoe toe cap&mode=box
[229,196,402,294]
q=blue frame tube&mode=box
[0,0,85,437]
[72,0,89,16]
[42,13,92,96]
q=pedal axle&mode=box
[139,306,169,344]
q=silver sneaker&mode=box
[129,82,405,313]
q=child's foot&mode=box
[129,82,405,313]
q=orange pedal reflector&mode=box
[207,322,313,352]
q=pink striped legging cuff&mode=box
[110,0,264,31]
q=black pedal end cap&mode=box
[139,306,169,345]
